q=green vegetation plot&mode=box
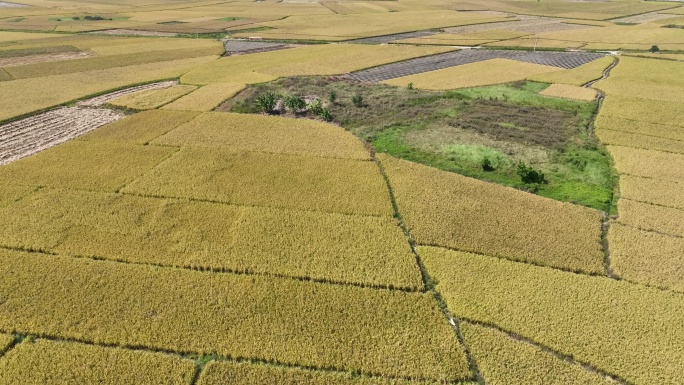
[0,249,470,382]
[420,246,684,385]
[226,77,615,211]
[0,339,195,385]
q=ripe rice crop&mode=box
[0,68,11,81]
[617,198,684,237]
[420,246,684,385]
[379,154,604,274]
[162,83,246,112]
[528,56,614,86]
[619,174,684,210]
[4,46,224,79]
[198,361,474,385]
[0,333,13,353]
[123,148,393,216]
[0,249,470,381]
[0,56,218,121]
[80,110,200,145]
[533,25,684,52]
[608,145,684,182]
[600,95,684,128]
[88,38,221,56]
[609,223,684,292]
[539,83,597,101]
[595,115,684,142]
[181,44,454,85]
[0,141,176,192]
[108,85,197,110]
[461,323,614,385]
[0,339,196,385]
[0,184,35,208]
[0,31,63,43]
[596,129,684,155]
[382,59,558,91]
[594,57,684,104]
[152,112,370,160]
[0,188,420,289]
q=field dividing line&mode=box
[459,319,632,385]
[114,146,181,194]
[373,156,484,384]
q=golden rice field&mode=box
[0,249,470,382]
[162,83,246,112]
[0,339,196,385]
[461,323,615,385]
[2,1,684,383]
[151,112,371,160]
[108,84,197,110]
[421,246,684,385]
[538,83,597,101]
[608,223,684,292]
[528,56,614,86]
[382,59,558,90]
[379,154,605,274]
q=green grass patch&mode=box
[217,17,243,22]
[222,77,616,211]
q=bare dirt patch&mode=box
[0,1,27,7]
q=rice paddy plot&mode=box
[0,333,13,353]
[223,39,288,55]
[420,246,684,385]
[600,96,684,128]
[609,223,684,293]
[0,339,196,385]
[162,83,246,112]
[595,115,684,142]
[0,141,176,193]
[108,85,197,110]
[597,129,684,155]
[123,148,392,216]
[0,107,125,165]
[347,50,606,83]
[617,198,684,238]
[79,110,200,145]
[620,174,684,210]
[0,249,471,382]
[539,84,597,101]
[528,56,614,86]
[608,145,684,182]
[594,57,684,104]
[152,112,370,160]
[379,155,605,274]
[348,30,439,44]
[77,81,178,107]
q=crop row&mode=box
[378,154,605,274]
[609,223,684,293]
[0,187,422,290]
[0,248,470,381]
[0,339,195,385]
[162,83,246,112]
[461,323,614,385]
[151,112,371,160]
[108,85,197,110]
[420,245,684,385]
[122,147,393,217]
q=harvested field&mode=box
[420,246,684,385]
[224,39,288,55]
[444,16,592,34]
[609,223,684,292]
[0,249,470,382]
[348,30,439,44]
[78,81,178,107]
[0,1,26,7]
[379,155,605,274]
[347,50,606,82]
[0,339,196,385]
[0,107,125,165]
[89,29,177,37]
[539,83,597,101]
[0,51,94,67]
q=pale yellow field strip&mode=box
[594,57,684,104]
[162,83,246,112]
[619,174,684,210]
[529,56,613,86]
[379,154,605,274]
[600,95,684,128]
[609,145,684,182]
[152,112,370,160]
[609,223,684,293]
[0,339,196,385]
[461,323,615,385]
[539,83,597,101]
[597,129,684,155]
[617,198,684,237]
[595,115,684,142]
[123,148,393,216]
[0,249,470,382]
[420,246,684,385]
[382,59,558,90]
[108,85,197,110]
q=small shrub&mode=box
[319,108,333,122]
[481,157,495,172]
[517,163,548,185]
[308,98,323,115]
[255,92,278,114]
[328,90,337,104]
[649,45,660,53]
[352,93,364,107]
[407,83,414,90]
[284,95,306,113]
